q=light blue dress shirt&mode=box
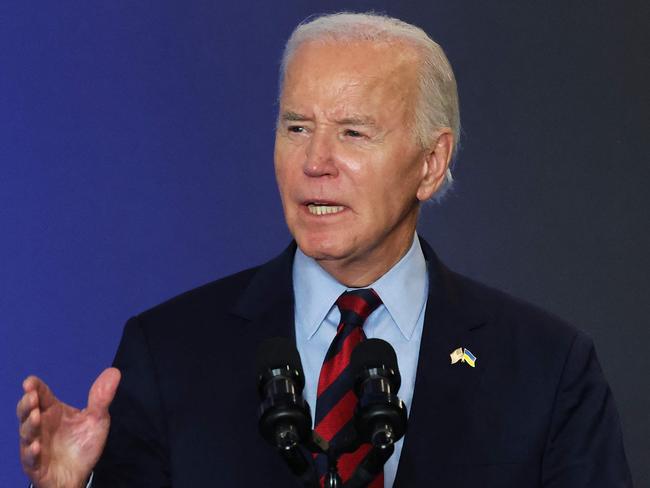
[293,234,429,488]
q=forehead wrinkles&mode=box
[282,41,420,125]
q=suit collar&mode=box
[231,242,297,339]
[418,236,489,333]
[230,237,490,339]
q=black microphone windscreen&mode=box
[351,338,401,389]
[256,337,305,389]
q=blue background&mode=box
[1,1,648,486]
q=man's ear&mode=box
[416,130,454,201]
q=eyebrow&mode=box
[280,111,310,122]
[280,111,376,126]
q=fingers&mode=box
[17,376,53,447]
[23,375,57,410]
[87,367,121,415]
[19,407,41,445]
[16,390,38,423]
[17,390,41,449]
[20,438,41,471]
[18,378,45,475]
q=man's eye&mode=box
[345,129,363,138]
[288,126,305,133]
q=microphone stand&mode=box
[323,453,343,488]
[344,443,394,488]
[321,431,394,488]
[275,428,325,488]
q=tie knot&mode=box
[336,288,382,328]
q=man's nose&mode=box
[303,130,338,178]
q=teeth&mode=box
[307,204,345,216]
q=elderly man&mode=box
[17,12,631,488]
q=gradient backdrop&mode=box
[1,1,648,486]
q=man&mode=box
[17,12,632,487]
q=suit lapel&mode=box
[231,242,298,342]
[394,238,490,485]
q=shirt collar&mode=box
[293,233,428,341]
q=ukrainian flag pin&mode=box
[462,348,477,367]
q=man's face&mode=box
[274,40,444,283]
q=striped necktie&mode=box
[314,288,383,487]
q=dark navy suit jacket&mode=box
[94,239,632,487]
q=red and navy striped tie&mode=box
[314,288,383,487]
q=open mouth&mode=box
[306,203,345,216]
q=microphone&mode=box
[256,337,320,487]
[256,337,312,450]
[350,338,408,449]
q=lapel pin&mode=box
[450,347,464,364]
[450,347,477,367]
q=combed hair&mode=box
[279,12,461,197]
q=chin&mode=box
[295,231,352,262]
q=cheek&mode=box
[275,143,304,184]
[274,168,293,214]
[274,151,293,190]
[369,164,421,218]
[340,152,365,174]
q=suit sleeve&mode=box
[92,316,171,488]
[541,331,633,487]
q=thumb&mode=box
[87,367,121,415]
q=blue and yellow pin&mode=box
[450,347,477,367]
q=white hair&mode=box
[279,12,461,197]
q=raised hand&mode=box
[17,368,121,488]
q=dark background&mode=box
[1,1,648,486]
